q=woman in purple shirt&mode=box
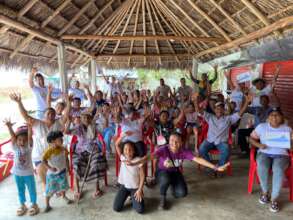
[154,132,228,210]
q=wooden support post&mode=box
[89,58,97,93]
[57,43,68,93]
[192,57,198,89]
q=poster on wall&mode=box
[236,71,252,83]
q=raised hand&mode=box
[213,63,218,70]
[9,93,21,103]
[31,67,38,75]
[3,118,15,127]
[48,83,53,93]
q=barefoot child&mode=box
[4,119,39,216]
[113,135,145,214]
[42,131,73,212]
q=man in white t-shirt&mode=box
[177,78,193,98]
[28,68,61,119]
[155,79,172,99]
[68,79,87,102]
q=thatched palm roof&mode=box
[0,0,292,71]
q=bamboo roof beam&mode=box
[0,15,92,58]
[41,0,72,28]
[107,0,139,64]
[148,0,180,64]
[9,34,34,59]
[94,0,132,53]
[151,0,197,55]
[0,0,38,35]
[145,0,161,65]
[142,0,146,65]
[83,0,130,49]
[154,0,202,54]
[128,0,142,66]
[62,35,225,43]
[57,0,95,36]
[208,0,247,36]
[240,0,281,36]
[196,15,293,58]
[77,0,115,35]
[186,0,231,42]
[97,53,191,58]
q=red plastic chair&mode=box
[0,140,14,182]
[247,146,293,202]
[69,133,108,191]
[197,120,233,176]
[115,125,122,177]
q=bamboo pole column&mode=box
[57,42,68,93]
[89,58,97,94]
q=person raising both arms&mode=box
[28,67,61,119]
[189,64,218,98]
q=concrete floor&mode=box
[0,156,292,220]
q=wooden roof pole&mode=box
[208,0,247,36]
[70,0,115,67]
[97,53,191,58]
[78,0,115,35]
[166,0,216,50]
[154,0,201,54]
[84,0,131,50]
[0,0,38,35]
[148,0,180,64]
[151,0,197,55]
[186,0,231,42]
[62,35,225,43]
[41,0,72,28]
[145,0,161,65]
[107,0,139,64]
[11,0,74,61]
[90,0,132,51]
[95,0,132,53]
[142,0,147,65]
[0,15,92,58]
[128,0,142,66]
[196,15,293,58]
[58,0,95,36]
[240,0,280,36]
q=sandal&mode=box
[28,205,39,216]
[92,190,103,199]
[63,196,74,205]
[44,206,52,213]
[16,205,27,216]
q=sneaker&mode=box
[158,196,167,210]
[259,193,270,205]
[269,201,280,213]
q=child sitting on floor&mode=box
[4,119,39,216]
[113,134,145,214]
[42,131,73,212]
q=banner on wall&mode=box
[236,71,252,83]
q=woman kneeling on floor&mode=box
[250,107,293,213]
[154,132,229,210]
[113,134,146,214]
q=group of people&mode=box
[4,64,293,216]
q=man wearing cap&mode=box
[225,70,249,112]
[193,93,252,175]
[28,68,62,119]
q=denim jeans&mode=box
[199,140,230,166]
[156,170,188,198]
[102,126,115,153]
[14,175,37,205]
[113,185,144,214]
[256,152,289,200]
